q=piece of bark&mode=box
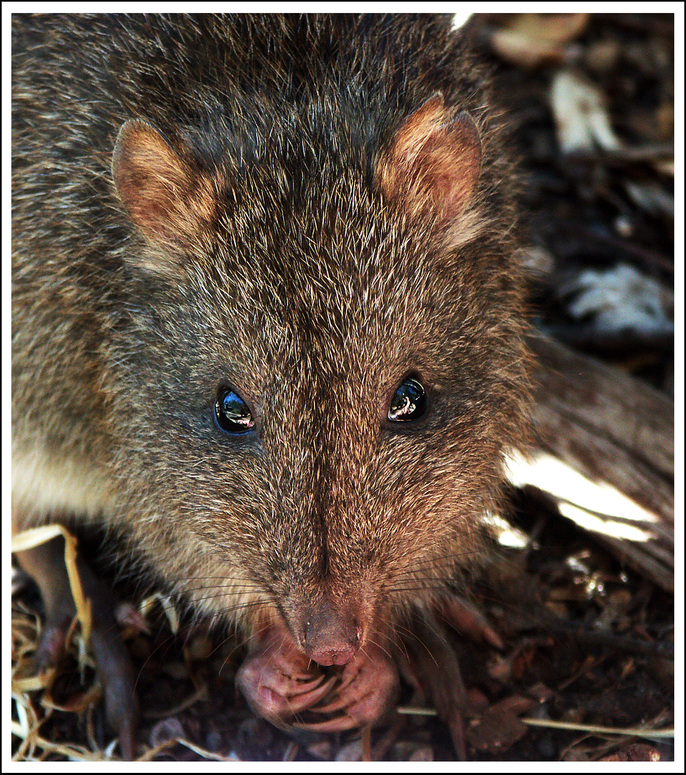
[507,331,674,592]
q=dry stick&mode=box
[535,618,674,658]
[520,718,674,739]
[396,707,674,741]
[521,332,674,592]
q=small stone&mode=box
[186,634,213,661]
[408,745,434,761]
[306,740,333,759]
[149,717,186,748]
[335,739,363,761]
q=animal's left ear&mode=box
[375,93,482,233]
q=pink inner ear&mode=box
[112,120,215,248]
[376,95,482,227]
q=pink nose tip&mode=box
[308,642,358,667]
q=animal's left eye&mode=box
[388,377,427,422]
[214,386,255,434]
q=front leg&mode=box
[397,606,470,759]
[14,535,139,760]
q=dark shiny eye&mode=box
[388,377,427,423]
[214,387,255,434]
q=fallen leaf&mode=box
[550,70,621,153]
[507,13,589,45]
[599,743,661,761]
[467,704,530,753]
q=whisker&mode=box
[180,584,266,598]
[385,584,451,596]
[364,634,393,664]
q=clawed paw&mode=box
[294,643,399,732]
[236,627,399,732]
[237,659,336,725]
[236,628,331,727]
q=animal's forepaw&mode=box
[236,629,336,727]
[294,642,399,732]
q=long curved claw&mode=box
[306,675,382,716]
[293,714,363,733]
[282,675,338,714]
[432,594,504,650]
[288,670,321,682]
[236,622,333,726]
[237,627,401,734]
[283,672,328,696]
[308,693,352,714]
[305,642,400,733]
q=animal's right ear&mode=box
[112,120,217,260]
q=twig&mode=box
[566,144,673,167]
[521,717,674,739]
[532,618,674,659]
[396,707,674,741]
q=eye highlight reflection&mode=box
[214,387,255,434]
[388,377,427,423]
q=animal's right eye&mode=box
[214,387,255,434]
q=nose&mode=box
[303,597,361,666]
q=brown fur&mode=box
[12,13,530,659]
